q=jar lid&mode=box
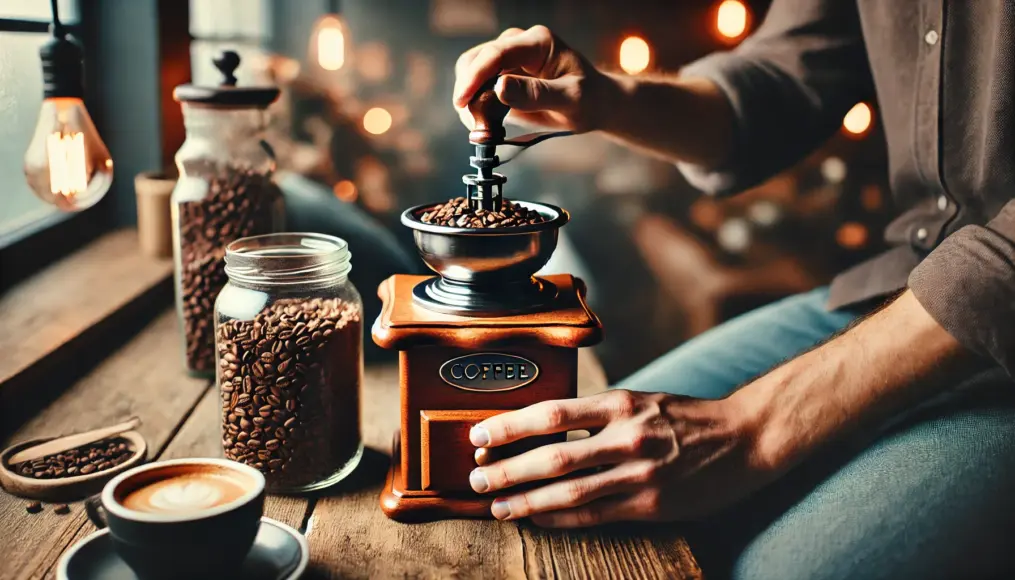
[173,50,280,108]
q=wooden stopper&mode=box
[467,77,509,145]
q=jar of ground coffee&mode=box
[171,51,285,376]
[215,233,363,492]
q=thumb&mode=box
[495,74,575,113]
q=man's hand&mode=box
[468,291,970,528]
[452,25,607,132]
[467,389,779,528]
[452,26,735,167]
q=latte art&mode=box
[122,472,250,514]
[148,480,223,512]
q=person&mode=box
[452,2,1015,579]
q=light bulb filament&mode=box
[317,26,345,71]
[47,131,88,197]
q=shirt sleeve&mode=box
[676,0,874,196]
[909,200,1015,375]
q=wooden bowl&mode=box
[0,431,147,502]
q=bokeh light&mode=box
[314,15,345,71]
[363,107,393,135]
[716,0,749,39]
[836,222,869,249]
[619,36,651,75]
[843,103,873,136]
[333,180,358,202]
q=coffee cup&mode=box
[85,457,265,580]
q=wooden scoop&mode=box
[7,417,141,465]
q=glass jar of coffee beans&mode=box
[216,233,364,492]
[171,51,285,377]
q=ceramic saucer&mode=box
[57,516,308,580]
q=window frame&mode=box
[0,0,190,290]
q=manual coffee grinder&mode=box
[373,80,603,520]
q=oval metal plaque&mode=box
[439,353,540,392]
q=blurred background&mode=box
[0,0,889,382]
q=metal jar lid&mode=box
[173,50,279,108]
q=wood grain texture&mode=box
[0,311,208,580]
[401,346,576,490]
[373,275,603,350]
[306,364,529,578]
[157,386,310,530]
[520,525,703,580]
[304,349,704,580]
[420,409,501,491]
[0,229,174,429]
[0,229,172,388]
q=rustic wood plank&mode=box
[156,386,310,530]
[0,229,174,428]
[303,364,528,579]
[303,349,686,580]
[0,311,208,580]
[520,525,703,580]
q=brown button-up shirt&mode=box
[678,0,1015,374]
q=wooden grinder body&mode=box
[372,274,602,520]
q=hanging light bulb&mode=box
[308,1,348,73]
[23,0,112,212]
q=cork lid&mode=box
[173,50,279,108]
[372,274,603,350]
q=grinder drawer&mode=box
[420,409,562,491]
[420,410,500,491]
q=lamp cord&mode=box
[50,0,63,36]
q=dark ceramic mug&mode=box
[85,458,265,580]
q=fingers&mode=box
[495,74,575,112]
[470,429,631,493]
[470,390,638,448]
[453,28,524,85]
[487,465,638,521]
[453,25,557,107]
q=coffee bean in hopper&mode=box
[418,197,547,228]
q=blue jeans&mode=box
[617,288,1015,580]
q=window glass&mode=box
[0,0,78,22]
[0,32,57,235]
[188,0,271,86]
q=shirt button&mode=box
[925,30,939,45]
[916,227,929,241]
[937,195,949,211]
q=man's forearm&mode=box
[590,72,735,169]
[735,290,973,471]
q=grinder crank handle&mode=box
[467,77,573,159]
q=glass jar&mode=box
[215,233,364,493]
[171,53,284,376]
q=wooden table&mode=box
[0,310,702,579]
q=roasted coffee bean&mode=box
[177,167,281,373]
[217,297,361,491]
[9,437,135,481]
[54,504,70,515]
[26,501,43,514]
[417,197,547,228]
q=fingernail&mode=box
[491,499,512,520]
[470,425,490,447]
[469,469,490,493]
